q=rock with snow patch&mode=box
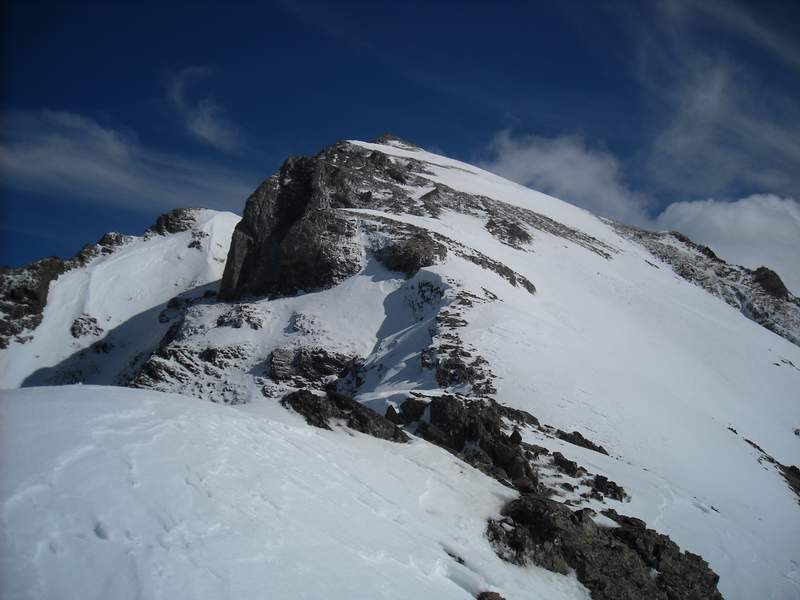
[487,494,723,600]
[281,388,409,442]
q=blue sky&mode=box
[2,0,799,291]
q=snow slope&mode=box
[0,209,239,388]
[0,385,590,600]
[344,140,800,598]
[2,138,799,599]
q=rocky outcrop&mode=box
[282,388,409,442]
[556,429,609,455]
[487,495,723,600]
[216,305,264,329]
[740,436,800,504]
[269,346,359,388]
[383,387,720,598]
[592,475,627,502]
[376,232,447,277]
[220,137,607,301]
[392,394,539,489]
[70,314,103,338]
[475,593,506,600]
[146,208,201,235]
[552,451,581,477]
[752,266,789,299]
[485,217,531,249]
[219,154,358,299]
[0,257,65,349]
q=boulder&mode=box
[487,494,723,600]
[752,266,790,299]
[281,388,408,443]
[376,232,447,277]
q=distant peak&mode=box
[371,133,419,149]
[146,208,202,236]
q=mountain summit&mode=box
[2,137,799,600]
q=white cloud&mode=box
[167,67,242,152]
[0,109,256,212]
[656,194,800,295]
[480,130,800,295]
[480,130,650,225]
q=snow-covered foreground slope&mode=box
[0,209,239,388]
[0,385,590,600]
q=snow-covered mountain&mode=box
[0,208,239,388]
[1,135,799,600]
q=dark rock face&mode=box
[281,388,408,443]
[487,494,723,600]
[476,592,506,600]
[557,429,609,455]
[219,139,608,301]
[752,266,789,299]
[398,394,538,486]
[269,346,359,388]
[197,345,251,370]
[70,314,103,338]
[399,397,428,422]
[592,475,627,502]
[146,208,199,235]
[422,339,497,397]
[782,464,800,502]
[552,452,580,477]
[376,232,447,277]
[485,217,532,249]
[219,154,362,300]
[277,210,362,293]
[216,305,264,329]
[742,437,800,504]
[0,257,65,348]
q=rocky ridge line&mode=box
[219,138,610,301]
[609,222,800,347]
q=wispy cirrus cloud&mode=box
[0,109,257,212]
[681,0,800,73]
[625,1,800,199]
[167,67,243,152]
[480,1,800,294]
[639,45,800,200]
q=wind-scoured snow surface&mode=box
[0,209,239,388]
[0,386,589,600]
[2,139,800,599]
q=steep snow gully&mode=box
[2,135,799,600]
